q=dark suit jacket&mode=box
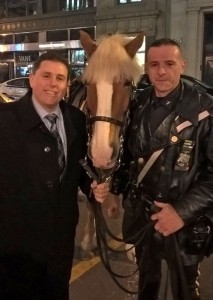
[0,91,89,264]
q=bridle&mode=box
[85,110,129,178]
[83,82,136,181]
[88,115,123,127]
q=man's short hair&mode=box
[32,51,70,80]
[147,38,183,56]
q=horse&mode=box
[67,77,122,260]
[80,30,144,171]
[69,31,144,261]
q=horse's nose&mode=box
[92,159,115,170]
[91,151,116,169]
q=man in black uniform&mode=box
[110,38,213,300]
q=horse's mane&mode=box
[83,34,143,85]
[68,77,86,108]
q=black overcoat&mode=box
[0,91,89,265]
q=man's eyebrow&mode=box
[41,71,66,77]
[57,74,67,79]
[148,60,176,63]
[164,60,176,63]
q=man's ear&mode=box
[181,59,187,74]
[29,73,34,88]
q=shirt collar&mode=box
[151,83,181,110]
[32,96,61,120]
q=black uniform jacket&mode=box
[0,91,90,264]
[114,82,213,225]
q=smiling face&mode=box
[147,45,185,97]
[29,60,68,111]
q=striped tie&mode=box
[45,113,65,177]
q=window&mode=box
[71,49,85,65]
[3,0,37,18]
[202,14,213,85]
[70,27,95,40]
[59,0,94,11]
[70,49,85,77]
[0,34,13,44]
[15,32,39,44]
[117,0,141,4]
[1,0,94,16]
[6,78,27,87]
[46,30,68,42]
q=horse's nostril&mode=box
[111,148,119,161]
[87,147,92,160]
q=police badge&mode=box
[175,140,195,171]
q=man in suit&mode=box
[0,51,108,300]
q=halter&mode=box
[84,83,135,181]
[88,116,123,127]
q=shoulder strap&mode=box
[176,110,210,133]
[137,110,210,185]
[137,149,164,185]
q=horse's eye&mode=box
[124,80,132,87]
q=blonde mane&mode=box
[83,34,143,85]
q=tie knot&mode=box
[45,113,57,125]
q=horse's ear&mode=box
[125,32,144,58]
[79,30,97,58]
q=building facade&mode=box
[0,0,212,85]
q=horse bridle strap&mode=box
[88,116,123,127]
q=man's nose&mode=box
[49,77,57,85]
[158,66,166,75]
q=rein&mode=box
[79,157,148,295]
[80,87,142,294]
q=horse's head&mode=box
[80,30,144,170]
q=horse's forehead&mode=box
[97,34,127,47]
[83,34,142,85]
[93,41,127,62]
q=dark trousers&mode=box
[135,232,202,300]
[0,254,73,300]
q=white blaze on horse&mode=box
[78,30,144,258]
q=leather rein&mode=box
[80,85,142,295]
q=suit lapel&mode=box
[16,93,80,161]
